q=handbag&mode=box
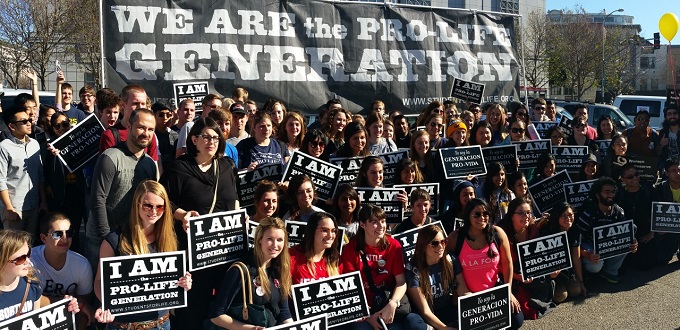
[359,250,411,315]
[225,262,274,327]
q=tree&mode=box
[0,0,32,88]
[519,11,551,91]
[65,0,100,89]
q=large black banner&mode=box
[51,114,104,173]
[593,220,635,260]
[458,284,511,330]
[101,0,520,114]
[393,183,440,218]
[100,251,187,316]
[651,202,680,233]
[528,170,572,214]
[355,188,404,224]
[237,164,283,207]
[187,210,248,271]
[0,298,75,330]
[516,232,571,281]
[283,151,343,201]
[292,272,370,327]
[512,140,551,170]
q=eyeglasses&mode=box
[141,203,166,212]
[534,106,545,110]
[50,229,75,240]
[310,141,325,148]
[514,211,532,217]
[472,211,490,218]
[157,112,173,118]
[12,119,31,125]
[622,172,640,179]
[198,134,220,143]
[573,123,586,128]
[429,122,444,128]
[429,239,446,247]
[511,128,525,134]
[55,121,70,129]
[8,250,31,265]
[560,213,575,220]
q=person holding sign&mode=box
[575,177,638,284]
[333,122,370,158]
[393,189,434,234]
[566,116,599,155]
[282,175,324,223]
[340,205,428,330]
[93,181,192,328]
[356,157,408,205]
[528,153,556,186]
[501,117,529,144]
[0,230,80,322]
[500,198,556,320]
[406,225,470,330]
[209,217,294,328]
[367,111,398,155]
[332,184,361,239]
[289,212,340,284]
[651,159,680,265]
[538,202,586,301]
[477,162,515,224]
[425,114,447,150]
[252,180,279,223]
[441,181,476,234]
[547,126,565,147]
[300,129,329,161]
[237,112,290,170]
[447,198,524,329]
[576,154,601,182]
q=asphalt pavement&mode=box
[522,257,680,330]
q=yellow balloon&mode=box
[659,12,680,42]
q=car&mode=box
[551,101,633,133]
[0,88,56,109]
[613,95,666,130]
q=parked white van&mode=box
[613,95,666,130]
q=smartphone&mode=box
[377,316,388,330]
[55,60,62,74]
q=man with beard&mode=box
[576,177,638,283]
[84,108,157,270]
[658,107,680,171]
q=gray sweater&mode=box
[0,135,43,211]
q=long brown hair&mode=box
[302,212,340,278]
[120,181,177,255]
[254,217,292,298]
[322,108,351,145]
[0,230,38,283]
[277,112,306,149]
[355,204,389,251]
[412,225,453,305]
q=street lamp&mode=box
[602,8,624,102]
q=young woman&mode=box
[383,119,395,142]
[425,114,447,150]
[393,189,435,234]
[499,198,555,320]
[277,112,306,153]
[538,202,586,302]
[410,130,433,180]
[0,230,79,323]
[469,120,493,147]
[252,180,279,223]
[289,212,340,284]
[340,205,428,330]
[209,217,293,328]
[461,110,475,133]
[301,129,328,160]
[547,126,565,147]
[38,104,57,135]
[322,108,351,156]
[406,225,469,330]
[486,103,509,145]
[441,181,475,234]
[477,162,515,224]
[282,175,325,223]
[355,157,408,207]
[566,116,599,154]
[501,118,528,144]
[94,181,192,328]
[416,101,445,127]
[333,122,370,158]
[529,153,557,186]
[446,198,523,329]
[332,184,361,239]
[443,121,468,148]
[395,158,424,184]
[237,112,290,170]
[602,135,628,179]
[366,111,397,154]
[576,153,600,181]
[47,111,70,141]
[264,99,287,134]
[597,116,618,140]
[507,172,540,218]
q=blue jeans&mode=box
[105,319,170,330]
[349,313,427,330]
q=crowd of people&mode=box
[0,77,679,330]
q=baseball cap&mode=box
[230,102,247,115]
[151,101,171,113]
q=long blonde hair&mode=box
[0,230,38,283]
[254,217,292,298]
[120,180,178,255]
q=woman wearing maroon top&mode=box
[290,212,340,284]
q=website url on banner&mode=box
[402,97,458,106]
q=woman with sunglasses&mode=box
[500,198,555,320]
[501,117,529,144]
[406,225,469,330]
[446,198,522,329]
[425,114,447,150]
[366,111,397,154]
[301,129,328,161]
[566,115,599,156]
[160,118,239,328]
[416,101,445,127]
[290,212,340,284]
[0,229,80,322]
[237,112,290,170]
[94,181,192,328]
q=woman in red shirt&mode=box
[290,212,341,284]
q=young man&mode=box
[622,109,660,158]
[55,72,87,125]
[226,102,250,146]
[76,86,96,114]
[171,99,196,132]
[530,98,549,122]
[308,98,341,130]
[545,101,557,121]
[574,104,598,140]
[208,108,238,165]
[13,93,46,145]
[0,105,47,235]
[95,89,121,130]
[658,106,680,170]
[32,212,93,329]
[152,101,178,170]
[576,177,638,283]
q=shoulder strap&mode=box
[15,279,30,317]
[110,127,121,146]
[359,250,380,294]
[209,159,219,214]
[454,230,465,256]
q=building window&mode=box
[650,79,659,91]
[640,57,655,69]
[499,0,519,14]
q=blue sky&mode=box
[546,0,671,40]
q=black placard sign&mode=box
[593,220,635,260]
[51,114,104,172]
[100,251,187,316]
[283,151,343,201]
[625,156,657,182]
[512,140,551,170]
[458,284,511,330]
[528,170,572,214]
[247,220,258,249]
[552,145,588,173]
[558,115,573,137]
[173,81,208,112]
[0,298,75,330]
[329,156,363,187]
[482,145,518,173]
[392,221,445,262]
[651,202,680,233]
[516,232,572,281]
[562,179,596,211]
[451,78,485,104]
[376,150,409,187]
[285,220,306,247]
[237,164,283,207]
[187,209,248,271]
[534,121,557,139]
[594,140,611,158]
[439,145,486,179]
[292,271,370,327]
[394,183,440,218]
[267,314,328,330]
[355,188,405,224]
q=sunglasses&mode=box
[50,229,75,240]
[310,141,325,148]
[55,121,70,129]
[511,128,525,134]
[12,119,31,125]
[429,122,444,128]
[574,123,586,128]
[9,250,31,265]
[472,211,490,218]
[141,203,166,212]
[157,112,173,118]
[622,172,640,179]
[430,239,446,247]
[534,106,545,110]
